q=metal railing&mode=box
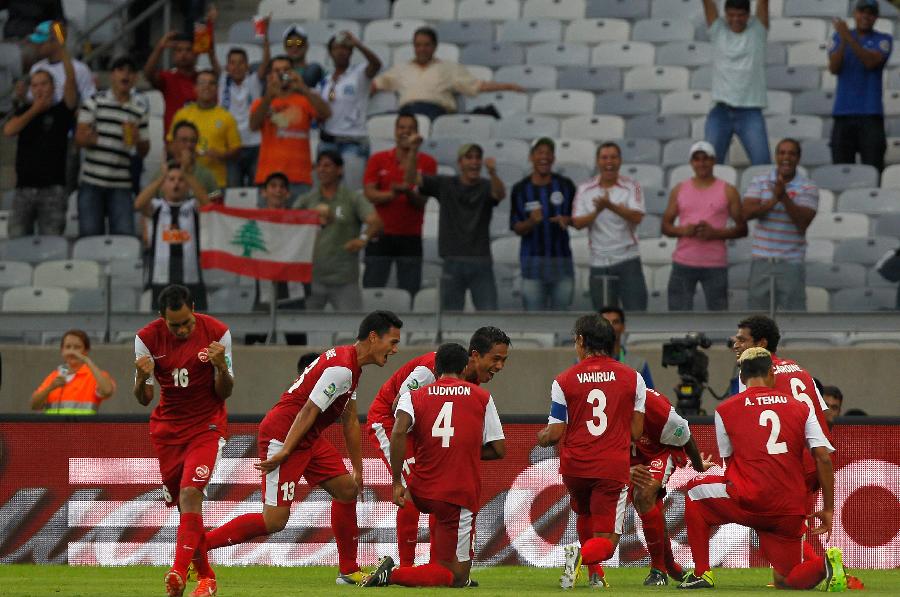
[76,0,172,67]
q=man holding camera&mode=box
[250,56,331,198]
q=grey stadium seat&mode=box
[499,19,563,44]
[421,137,466,166]
[631,19,694,43]
[464,91,528,116]
[326,0,391,20]
[805,263,867,290]
[1,286,69,312]
[643,187,669,215]
[591,42,655,68]
[208,287,256,313]
[690,65,712,90]
[527,42,590,67]
[557,66,622,91]
[651,0,704,20]
[617,138,661,164]
[811,164,880,192]
[656,41,712,67]
[766,66,820,91]
[565,18,631,43]
[832,288,897,311]
[586,0,650,19]
[833,237,899,265]
[0,235,68,263]
[875,213,900,236]
[459,42,525,68]
[72,235,142,262]
[621,164,664,188]
[595,91,659,116]
[495,113,560,140]
[495,65,558,91]
[767,43,788,65]
[555,163,593,183]
[662,138,696,167]
[435,20,495,45]
[800,138,834,167]
[867,266,897,288]
[301,20,363,44]
[637,214,662,239]
[362,288,412,311]
[482,139,531,165]
[783,0,846,18]
[792,90,836,116]
[727,237,753,264]
[0,260,33,288]
[69,287,138,312]
[625,115,690,141]
[431,114,496,140]
[111,259,145,288]
[765,115,823,139]
[458,0,520,21]
[837,188,900,215]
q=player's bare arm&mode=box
[537,422,565,447]
[207,341,234,399]
[254,400,322,474]
[809,445,835,536]
[341,399,364,490]
[390,410,413,507]
[481,439,506,461]
[630,411,645,442]
[684,437,716,473]
[133,356,155,406]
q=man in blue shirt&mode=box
[509,138,576,310]
[828,0,893,171]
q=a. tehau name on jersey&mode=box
[744,394,789,406]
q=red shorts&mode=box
[367,422,415,484]
[259,436,349,507]
[635,451,677,485]
[151,431,225,507]
[685,476,806,577]
[411,494,476,563]
[562,475,629,535]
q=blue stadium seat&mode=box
[560,115,625,140]
[585,0,650,19]
[806,263,867,290]
[766,66,821,91]
[596,91,660,116]
[642,187,669,215]
[459,42,525,67]
[792,90,836,116]
[0,235,68,263]
[832,287,897,311]
[625,115,690,141]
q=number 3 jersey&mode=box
[715,386,833,516]
[135,313,233,445]
[395,378,504,513]
[549,354,647,483]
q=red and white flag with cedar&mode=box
[199,204,319,282]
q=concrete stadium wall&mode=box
[1,344,897,416]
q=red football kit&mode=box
[258,345,361,507]
[135,313,233,503]
[396,378,504,562]
[631,388,691,484]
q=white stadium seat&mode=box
[527,42,590,67]
[523,0,586,20]
[499,19,563,44]
[363,19,426,45]
[530,90,594,116]
[806,212,871,240]
[768,18,827,42]
[591,42,655,67]
[33,260,101,289]
[258,0,321,20]
[559,115,625,140]
[457,0,520,21]
[2,286,69,312]
[623,66,689,92]
[565,18,630,43]
[660,90,712,115]
[392,0,457,20]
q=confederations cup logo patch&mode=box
[651,458,664,471]
[194,465,210,480]
[198,348,209,362]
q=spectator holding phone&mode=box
[30,330,116,414]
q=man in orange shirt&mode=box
[250,55,331,198]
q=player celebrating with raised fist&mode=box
[538,314,646,589]
[134,284,234,597]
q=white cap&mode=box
[689,141,716,159]
[283,24,307,42]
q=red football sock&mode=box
[581,537,615,565]
[684,497,711,576]
[205,513,268,550]
[803,539,819,561]
[331,500,360,575]
[396,500,420,567]
[390,563,454,587]
[192,533,215,579]
[639,505,667,571]
[658,498,683,576]
[575,514,603,576]
[785,556,826,589]
[172,512,203,577]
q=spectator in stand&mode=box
[29,329,115,415]
[2,46,76,238]
[701,0,771,165]
[213,32,272,187]
[821,385,843,427]
[75,56,150,237]
[135,161,212,310]
[405,140,504,311]
[572,142,649,311]
[362,111,437,297]
[662,141,746,311]
[373,26,524,121]
[168,69,241,189]
[27,21,96,101]
[743,138,819,311]
[260,171,291,209]
[296,351,320,376]
[283,24,324,88]
[166,120,218,196]
[828,0,893,172]
[316,31,382,190]
[600,306,654,389]
[251,55,331,198]
[294,150,383,311]
[510,137,576,311]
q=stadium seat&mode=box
[459,42,525,67]
[368,91,398,116]
[884,90,900,117]
[435,20,494,45]
[364,19,427,45]
[499,19,563,44]
[637,214,662,239]
[818,188,835,213]
[110,259,145,288]
[875,213,900,236]
[806,212,871,240]
[885,137,900,165]
[838,188,900,215]
[142,90,164,118]
[465,91,528,116]
[224,187,259,208]
[225,21,256,44]
[2,286,69,312]
[661,138,695,167]
[393,43,460,64]
[412,287,439,312]
[457,0,520,21]
[326,0,390,19]
[591,42,655,68]
[728,262,752,290]
[811,164,879,192]
[866,266,897,288]
[554,139,597,165]
[495,113,560,140]
[432,114,496,139]
[69,287,138,312]
[689,65,712,90]
[626,115,690,141]
[258,0,321,20]
[767,42,788,65]
[727,237,753,264]
[570,236,590,266]
[530,90,594,117]
[766,65,821,90]
[805,286,830,313]
[33,260,101,289]
[651,0,704,19]
[639,237,676,265]
[643,187,669,215]
[656,42,713,68]
[806,262,867,290]
[362,287,412,311]
[623,66,689,92]
[565,18,630,42]
[798,138,833,167]
[833,236,898,265]
[466,65,494,82]
[621,164,664,188]
[208,287,255,313]
[560,115,625,140]
[882,164,900,188]
[631,18,694,43]
[72,235,142,262]
[494,65,558,91]
[768,18,828,42]
[596,91,660,116]
[527,43,590,67]
[0,210,7,240]
[886,68,900,90]
[523,0,586,19]
[490,236,519,266]
[392,0,457,20]
[586,0,650,18]
[481,138,530,165]
[783,0,845,18]
[668,164,738,187]
[1,235,68,263]
[832,287,897,311]
[555,163,593,183]
[617,138,661,164]
[197,44,263,70]
[765,115,823,139]
[660,90,712,115]
[805,238,835,262]
[764,90,793,116]
[557,66,621,91]
[787,40,831,66]
[420,137,465,165]
[0,260,33,288]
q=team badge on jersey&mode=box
[407,379,420,390]
[650,458,664,472]
[198,348,209,362]
[324,383,337,399]
[550,191,564,206]
[194,465,210,480]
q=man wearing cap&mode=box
[283,24,325,89]
[75,56,150,237]
[509,137,576,311]
[829,0,893,172]
[661,141,746,311]
[405,139,505,311]
[27,21,96,102]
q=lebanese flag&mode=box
[199,204,320,282]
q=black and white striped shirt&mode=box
[78,90,150,188]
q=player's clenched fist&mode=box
[392,481,408,508]
[207,341,227,369]
[254,450,287,475]
[135,355,154,379]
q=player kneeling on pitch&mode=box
[362,342,506,588]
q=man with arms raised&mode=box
[202,311,403,587]
[362,342,506,587]
[538,314,646,589]
[134,284,234,597]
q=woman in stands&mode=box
[30,329,115,414]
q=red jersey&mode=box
[550,355,647,483]
[156,69,197,133]
[715,385,833,516]
[366,352,436,431]
[363,148,437,236]
[135,313,232,445]
[260,346,361,450]
[396,378,504,512]
[631,388,690,466]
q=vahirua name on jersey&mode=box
[576,371,617,384]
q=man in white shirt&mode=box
[572,142,649,311]
[27,21,96,102]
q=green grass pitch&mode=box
[1,565,898,596]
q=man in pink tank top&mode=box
[661,141,747,311]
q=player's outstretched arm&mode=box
[481,439,506,460]
[255,400,321,473]
[133,356,155,406]
[341,399,364,490]
[537,422,565,447]
[684,437,716,473]
[809,445,835,536]
[390,411,413,507]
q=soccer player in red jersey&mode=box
[679,347,846,591]
[133,285,235,597]
[537,314,646,589]
[201,311,403,586]
[629,388,714,586]
[361,342,506,588]
[365,326,510,568]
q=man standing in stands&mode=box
[27,20,96,102]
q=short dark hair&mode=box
[172,120,199,138]
[737,315,780,353]
[61,329,91,351]
[724,0,751,11]
[357,310,403,340]
[157,284,193,316]
[30,69,54,86]
[599,305,625,324]
[413,26,438,45]
[739,349,772,381]
[843,408,867,416]
[396,109,419,131]
[597,141,621,158]
[469,326,511,356]
[573,314,615,355]
[776,137,802,157]
[435,343,469,376]
[317,149,344,167]
[297,351,319,376]
[197,68,217,82]
[264,171,289,187]
[110,56,138,71]
[227,47,248,61]
[271,54,292,69]
[822,385,843,403]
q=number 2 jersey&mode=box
[715,385,833,516]
[632,388,691,467]
[260,345,362,450]
[549,354,647,483]
[396,378,504,513]
[135,313,233,445]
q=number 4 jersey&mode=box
[396,378,504,513]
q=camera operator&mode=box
[601,306,654,388]
[250,55,331,198]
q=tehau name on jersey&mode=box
[744,395,789,406]
[427,386,471,396]
[773,363,802,374]
[577,371,617,384]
